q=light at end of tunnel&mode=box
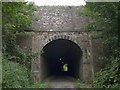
[63,64,68,71]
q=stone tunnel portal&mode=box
[41,39,82,79]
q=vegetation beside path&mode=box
[77,2,120,88]
[2,1,120,89]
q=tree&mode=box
[2,1,37,66]
[2,1,38,88]
[2,1,37,54]
[81,2,120,88]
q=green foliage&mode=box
[6,46,37,68]
[93,57,119,88]
[2,58,30,88]
[29,82,48,88]
[2,2,37,55]
[81,2,120,88]
[76,79,82,87]
[16,32,34,37]
[79,3,119,33]
[2,1,48,89]
[2,2,38,88]
[2,1,37,66]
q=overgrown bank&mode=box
[2,1,47,88]
[79,2,120,88]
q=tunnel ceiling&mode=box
[41,39,82,77]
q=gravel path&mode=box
[44,76,92,88]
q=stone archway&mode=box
[31,33,93,83]
[41,39,82,78]
[41,34,85,52]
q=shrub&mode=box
[93,57,119,88]
[2,58,30,88]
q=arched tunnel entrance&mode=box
[41,39,82,79]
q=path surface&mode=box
[44,76,92,88]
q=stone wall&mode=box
[32,6,90,31]
[16,33,33,51]
[91,39,105,73]
[31,31,94,83]
[16,31,104,83]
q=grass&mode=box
[29,82,48,88]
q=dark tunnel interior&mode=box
[41,39,82,78]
